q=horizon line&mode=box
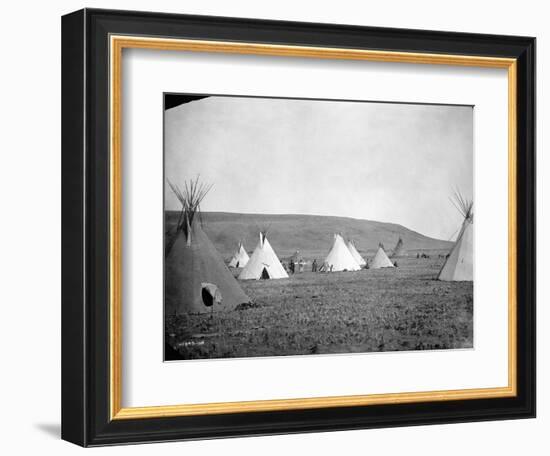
[164,209,451,243]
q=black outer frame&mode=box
[61,8,536,447]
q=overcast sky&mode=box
[164,96,473,240]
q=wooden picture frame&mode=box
[62,8,535,446]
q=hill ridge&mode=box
[196,211,444,240]
[165,211,452,260]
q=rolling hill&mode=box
[165,212,453,261]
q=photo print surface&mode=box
[164,94,473,361]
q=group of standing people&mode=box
[285,258,320,274]
[288,259,306,274]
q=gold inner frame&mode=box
[109,35,517,420]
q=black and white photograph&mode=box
[164,94,474,361]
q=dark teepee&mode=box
[391,237,405,258]
[165,178,251,314]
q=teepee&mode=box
[391,237,405,258]
[370,243,395,269]
[165,178,251,314]
[347,239,367,267]
[238,231,289,280]
[323,234,361,272]
[438,192,473,281]
[228,241,250,268]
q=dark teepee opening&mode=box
[261,267,270,280]
[202,287,215,307]
[201,283,222,308]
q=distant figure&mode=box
[289,260,295,274]
[329,264,334,273]
[416,253,420,259]
[312,259,318,272]
[299,261,305,273]
[393,261,398,267]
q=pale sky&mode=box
[164,96,473,240]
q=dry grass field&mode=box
[165,256,473,360]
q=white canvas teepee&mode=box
[238,232,289,280]
[438,192,473,281]
[323,234,361,272]
[347,239,367,267]
[228,242,250,268]
[370,244,395,269]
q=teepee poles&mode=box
[166,177,213,254]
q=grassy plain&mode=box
[165,256,473,360]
